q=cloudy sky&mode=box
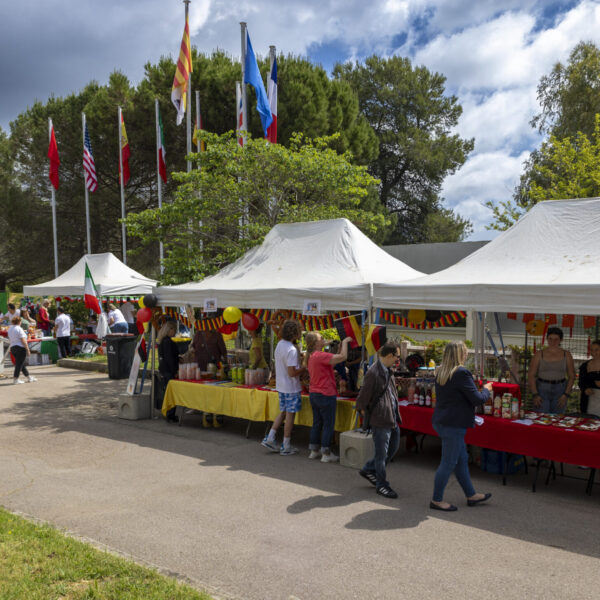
[2,0,600,239]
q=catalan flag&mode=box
[120,113,130,185]
[171,14,193,126]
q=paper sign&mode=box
[302,300,321,316]
[126,338,143,395]
[203,298,217,313]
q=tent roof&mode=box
[155,219,423,310]
[373,198,600,315]
[23,253,157,297]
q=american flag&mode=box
[83,123,97,192]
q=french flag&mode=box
[266,57,277,143]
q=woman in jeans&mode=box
[528,327,575,414]
[8,316,37,384]
[430,341,492,512]
[304,332,352,462]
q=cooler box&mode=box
[340,429,373,469]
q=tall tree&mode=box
[124,132,388,284]
[333,55,474,243]
[488,41,600,230]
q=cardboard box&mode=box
[340,429,373,469]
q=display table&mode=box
[162,380,357,432]
[399,405,600,470]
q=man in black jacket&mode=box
[355,342,401,499]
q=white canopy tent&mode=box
[373,198,600,315]
[155,219,424,310]
[23,252,157,297]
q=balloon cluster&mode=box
[136,294,158,333]
[221,306,259,331]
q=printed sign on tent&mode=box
[303,300,321,316]
[203,298,217,313]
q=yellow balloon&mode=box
[223,306,242,324]
[138,297,145,308]
[407,309,426,325]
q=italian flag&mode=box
[158,109,167,183]
[84,263,101,314]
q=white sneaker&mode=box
[280,445,299,456]
[27,376,37,383]
[321,452,339,463]
[261,437,280,452]
[308,450,321,459]
[13,378,25,385]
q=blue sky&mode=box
[2,0,600,239]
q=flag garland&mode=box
[378,309,467,329]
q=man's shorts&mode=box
[278,392,302,413]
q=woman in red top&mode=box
[36,299,51,335]
[304,333,352,462]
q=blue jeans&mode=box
[432,423,476,502]
[309,393,337,450]
[110,321,128,333]
[536,380,567,414]
[362,425,400,489]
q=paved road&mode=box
[0,366,598,599]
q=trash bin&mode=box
[105,334,137,379]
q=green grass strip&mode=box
[0,508,212,599]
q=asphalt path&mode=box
[0,366,598,599]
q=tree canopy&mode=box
[333,55,474,243]
[488,41,600,230]
[125,132,388,284]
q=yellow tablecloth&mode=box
[162,381,357,431]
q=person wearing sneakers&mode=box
[355,341,402,499]
[262,320,305,456]
[8,316,36,384]
[304,332,353,462]
[430,341,493,512]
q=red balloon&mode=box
[218,322,238,335]
[241,312,259,331]
[137,307,152,323]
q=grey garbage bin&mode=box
[106,334,137,379]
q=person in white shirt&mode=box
[2,303,20,324]
[261,320,306,455]
[120,299,137,334]
[107,303,128,333]
[54,306,72,358]
[8,316,36,384]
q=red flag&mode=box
[120,113,131,185]
[583,316,596,329]
[48,122,60,190]
[561,314,575,328]
[266,57,277,143]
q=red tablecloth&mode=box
[399,405,600,469]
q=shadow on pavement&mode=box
[3,369,600,558]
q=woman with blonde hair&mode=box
[303,332,352,462]
[430,341,493,512]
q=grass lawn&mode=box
[0,508,212,600]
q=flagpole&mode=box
[195,90,201,153]
[155,98,164,275]
[118,106,127,264]
[185,0,192,173]
[49,118,59,278]
[240,21,248,146]
[82,112,92,254]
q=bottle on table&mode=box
[425,386,432,407]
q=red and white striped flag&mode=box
[83,122,97,192]
[84,262,101,314]
[266,57,277,143]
